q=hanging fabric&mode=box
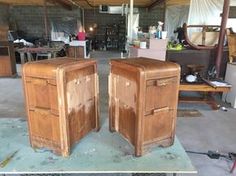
[127,13,139,40]
[188,0,224,26]
[165,5,189,41]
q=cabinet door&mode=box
[25,77,58,115]
[145,77,178,115]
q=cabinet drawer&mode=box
[144,107,174,143]
[25,77,58,115]
[29,108,60,143]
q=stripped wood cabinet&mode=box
[109,58,180,156]
[0,41,17,77]
[67,46,84,58]
[22,58,99,156]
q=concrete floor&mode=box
[0,51,236,176]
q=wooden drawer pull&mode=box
[47,80,56,85]
[156,78,176,87]
[158,82,167,86]
[153,107,169,114]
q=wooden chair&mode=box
[227,33,236,63]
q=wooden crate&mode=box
[109,58,180,156]
[0,41,17,77]
[22,58,100,156]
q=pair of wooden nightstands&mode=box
[22,57,180,157]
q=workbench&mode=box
[179,83,231,110]
[0,118,196,174]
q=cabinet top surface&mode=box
[23,57,96,78]
[111,57,180,76]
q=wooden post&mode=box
[44,0,49,40]
[215,0,230,78]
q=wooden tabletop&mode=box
[16,47,60,53]
[180,83,231,92]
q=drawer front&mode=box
[145,77,178,115]
[25,77,58,115]
[143,107,174,143]
[29,109,60,143]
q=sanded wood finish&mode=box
[0,41,17,77]
[22,57,99,156]
[109,57,180,156]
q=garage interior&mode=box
[0,0,236,176]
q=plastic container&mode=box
[77,32,86,41]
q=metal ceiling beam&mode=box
[148,0,165,10]
[83,0,95,8]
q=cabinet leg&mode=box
[61,149,70,157]
[109,125,116,133]
[134,145,143,157]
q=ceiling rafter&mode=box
[47,0,74,10]
[148,0,165,10]
[0,0,174,9]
